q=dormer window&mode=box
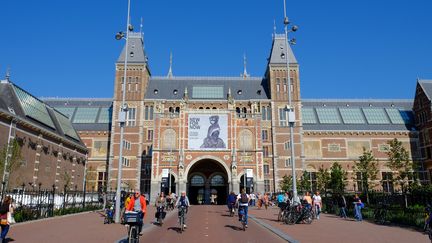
[130,52,134,57]
[154,89,158,94]
[173,89,178,95]
[237,90,242,95]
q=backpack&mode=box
[240,193,248,204]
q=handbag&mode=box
[0,213,7,225]
[7,204,15,225]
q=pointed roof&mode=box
[268,34,297,65]
[417,79,432,100]
[167,52,173,78]
[116,32,147,64]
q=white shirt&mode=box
[250,194,256,200]
[313,195,322,205]
[237,193,250,206]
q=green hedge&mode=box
[13,204,102,223]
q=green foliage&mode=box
[279,175,293,192]
[0,138,23,186]
[298,171,311,193]
[329,162,348,193]
[386,138,415,192]
[353,148,379,194]
[316,165,331,194]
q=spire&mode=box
[140,17,143,35]
[167,51,173,78]
[5,66,10,82]
[273,19,277,39]
[243,54,249,79]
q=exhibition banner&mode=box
[188,114,228,150]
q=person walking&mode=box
[0,196,13,243]
[250,192,256,207]
[263,193,269,210]
[353,194,363,221]
[257,193,263,209]
[338,193,347,219]
[312,191,322,220]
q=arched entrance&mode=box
[239,175,253,194]
[187,159,228,205]
[161,174,176,196]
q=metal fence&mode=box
[1,188,116,223]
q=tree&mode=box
[316,165,331,196]
[298,171,312,193]
[329,162,348,194]
[0,138,23,189]
[353,148,379,203]
[386,138,414,193]
[279,175,293,192]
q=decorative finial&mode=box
[5,66,10,81]
[273,19,277,39]
[167,51,173,78]
[243,53,249,79]
[140,17,143,34]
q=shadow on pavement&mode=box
[167,227,183,233]
[224,224,244,231]
[4,238,14,243]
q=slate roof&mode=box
[0,80,86,149]
[268,34,297,65]
[418,79,432,100]
[302,99,415,131]
[43,98,113,132]
[145,76,270,101]
[117,32,147,64]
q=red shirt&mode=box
[126,195,147,215]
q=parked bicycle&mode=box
[374,202,389,225]
[124,211,143,243]
[104,206,114,224]
[284,201,313,225]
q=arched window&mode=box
[162,129,176,150]
[210,175,225,186]
[239,129,253,150]
[190,175,205,186]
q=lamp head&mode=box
[290,38,297,45]
[128,24,134,31]
[283,17,290,25]
[291,25,299,32]
[115,31,125,40]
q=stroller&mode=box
[104,206,114,224]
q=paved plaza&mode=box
[6,205,431,243]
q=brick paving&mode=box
[249,206,431,243]
[8,207,157,243]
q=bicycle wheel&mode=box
[242,215,246,231]
[286,211,296,225]
[180,216,184,233]
[129,226,139,243]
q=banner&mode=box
[188,114,228,150]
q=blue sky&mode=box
[0,0,431,99]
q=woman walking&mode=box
[312,191,322,220]
[0,196,13,243]
[353,194,363,221]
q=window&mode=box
[192,86,224,99]
[263,146,269,157]
[97,171,107,192]
[316,108,341,124]
[261,130,268,141]
[378,144,390,152]
[239,129,253,151]
[382,172,394,193]
[261,106,271,120]
[127,108,136,126]
[356,172,364,192]
[339,108,365,124]
[147,130,153,141]
[328,144,341,152]
[285,157,291,167]
[284,141,291,150]
[279,108,288,126]
[302,108,317,124]
[276,78,280,92]
[144,105,154,120]
[263,165,270,175]
[264,180,270,192]
[210,175,225,186]
[123,140,131,150]
[191,175,205,186]
[122,157,130,167]
[303,171,317,192]
[283,78,287,92]
[162,129,176,150]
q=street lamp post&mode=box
[114,0,132,224]
[282,0,299,202]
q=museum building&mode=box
[40,32,430,203]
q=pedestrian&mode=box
[250,192,256,207]
[353,194,363,221]
[338,193,347,219]
[312,191,322,219]
[0,196,13,243]
[257,193,263,209]
[263,193,269,210]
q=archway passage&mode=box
[187,159,228,205]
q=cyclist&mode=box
[227,191,237,216]
[155,192,166,224]
[236,189,250,228]
[126,191,147,234]
[175,191,190,228]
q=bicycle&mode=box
[156,206,165,226]
[374,203,389,225]
[124,211,143,243]
[424,206,432,241]
[178,206,187,233]
[238,206,247,231]
[228,203,235,217]
[277,202,288,222]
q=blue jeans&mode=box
[315,205,321,219]
[239,206,249,225]
[1,224,9,240]
[340,206,347,218]
[355,205,362,221]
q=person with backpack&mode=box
[175,191,190,228]
[236,189,250,228]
